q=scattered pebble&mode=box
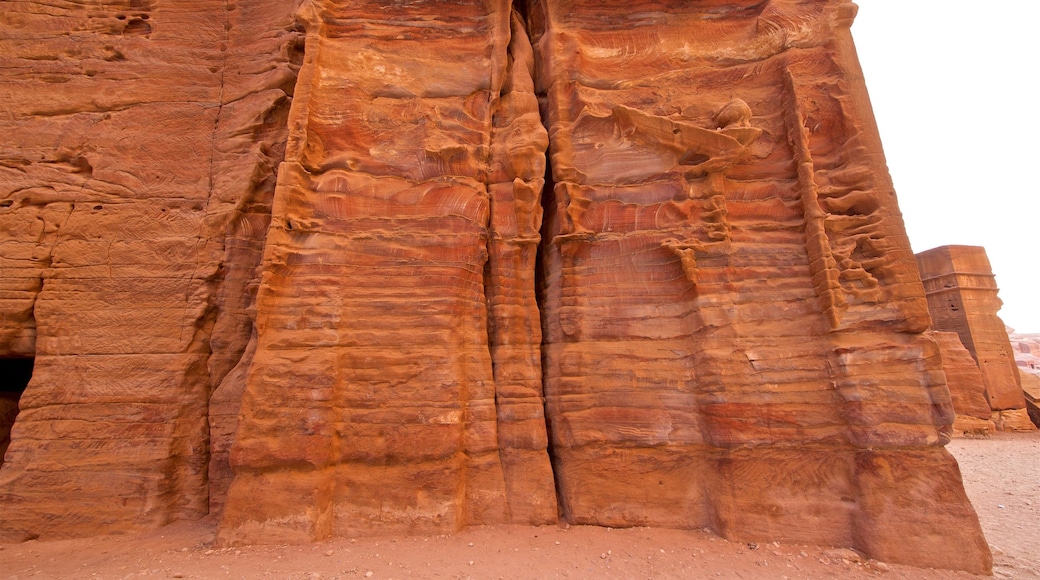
[324,550,334,557]
[364,572,373,578]
[823,548,864,563]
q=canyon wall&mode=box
[0,0,301,537]
[217,1,558,543]
[0,0,991,573]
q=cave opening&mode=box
[0,357,33,466]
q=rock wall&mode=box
[916,246,1026,412]
[0,0,991,574]
[0,0,301,538]
[217,0,557,543]
[530,1,985,572]
[931,331,996,433]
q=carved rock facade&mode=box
[916,245,1035,432]
[0,1,990,574]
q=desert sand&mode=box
[2,431,1036,580]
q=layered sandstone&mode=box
[218,1,557,542]
[0,0,991,574]
[0,0,300,537]
[916,246,1026,411]
[1008,330,1040,427]
[530,1,985,572]
[931,332,995,434]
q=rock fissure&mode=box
[0,1,994,574]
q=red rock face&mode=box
[0,0,300,538]
[530,1,985,572]
[0,0,991,574]
[217,1,557,542]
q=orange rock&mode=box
[0,0,300,539]
[917,246,1027,412]
[0,0,992,574]
[931,331,995,422]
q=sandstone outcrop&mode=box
[0,1,991,574]
[916,246,1026,411]
[0,0,301,536]
[218,2,557,542]
[1008,330,1040,427]
[1018,369,1040,428]
[916,246,1034,434]
[931,332,995,434]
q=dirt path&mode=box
[2,432,1037,579]
[948,431,1040,579]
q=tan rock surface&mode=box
[931,331,996,433]
[916,246,1026,411]
[1018,369,1040,426]
[0,0,993,574]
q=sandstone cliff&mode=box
[0,1,991,574]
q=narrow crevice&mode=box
[534,129,564,520]
[202,10,305,517]
[514,0,568,521]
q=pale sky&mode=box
[851,2,1038,333]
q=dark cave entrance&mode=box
[0,357,34,466]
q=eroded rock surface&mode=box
[530,1,985,572]
[0,0,300,537]
[932,331,996,433]
[218,1,557,543]
[917,246,1026,412]
[0,0,991,574]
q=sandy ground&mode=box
[2,432,1037,580]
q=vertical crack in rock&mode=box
[218,0,557,544]
[204,11,304,515]
[484,5,559,525]
[0,1,995,574]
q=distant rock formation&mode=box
[916,246,1035,432]
[0,1,991,574]
[1007,329,1040,427]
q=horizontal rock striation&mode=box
[217,0,557,544]
[917,246,1026,412]
[530,0,986,572]
[0,0,300,537]
[0,0,991,574]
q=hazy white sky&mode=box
[851,2,1038,333]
